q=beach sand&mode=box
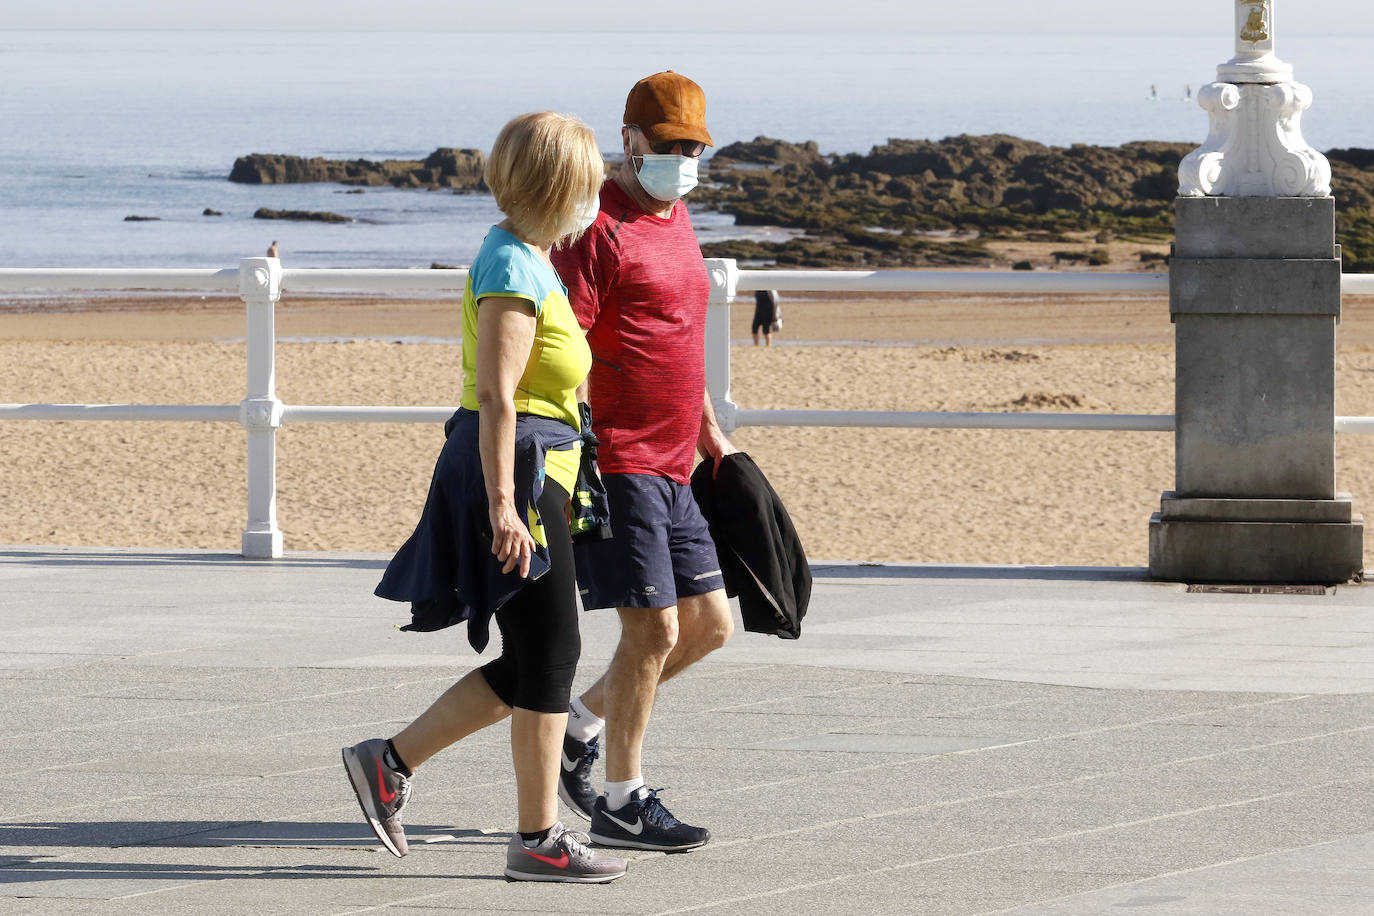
[5,290,1374,569]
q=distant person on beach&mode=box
[266,241,278,258]
[342,111,627,884]
[752,288,781,346]
[550,70,736,853]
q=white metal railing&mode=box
[733,268,1170,294]
[0,260,470,558]
[716,264,1177,435]
[1344,273,1374,296]
[721,265,1374,434]
[3,258,1374,557]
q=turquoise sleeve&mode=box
[471,243,543,314]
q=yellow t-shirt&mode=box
[459,226,591,494]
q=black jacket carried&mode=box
[690,452,810,639]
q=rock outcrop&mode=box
[711,136,823,168]
[696,134,1374,270]
[253,208,352,223]
[230,148,486,190]
[698,134,1191,236]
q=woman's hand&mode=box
[489,497,534,578]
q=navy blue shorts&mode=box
[575,472,725,610]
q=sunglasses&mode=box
[646,138,706,158]
[630,127,705,158]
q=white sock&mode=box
[604,777,645,810]
[567,697,604,743]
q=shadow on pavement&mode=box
[0,860,392,884]
[0,821,494,851]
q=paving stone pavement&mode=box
[2,546,1372,914]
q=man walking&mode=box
[550,71,735,852]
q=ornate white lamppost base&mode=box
[1177,1,1330,198]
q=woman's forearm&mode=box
[478,397,519,510]
[473,295,538,513]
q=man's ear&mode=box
[621,126,634,158]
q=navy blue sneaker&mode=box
[558,733,600,821]
[589,786,710,851]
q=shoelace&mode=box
[392,775,412,813]
[559,829,595,860]
[575,739,600,778]
[640,788,681,829]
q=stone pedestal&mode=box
[1148,197,1363,583]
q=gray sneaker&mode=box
[504,821,628,883]
[342,738,411,857]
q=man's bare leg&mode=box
[582,598,720,850]
[576,588,733,720]
[660,589,733,682]
[599,605,678,782]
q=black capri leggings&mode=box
[480,478,581,713]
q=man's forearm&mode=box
[700,387,722,437]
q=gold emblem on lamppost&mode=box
[1239,0,1270,44]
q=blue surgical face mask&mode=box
[634,153,699,201]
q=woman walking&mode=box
[342,111,625,884]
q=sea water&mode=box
[1,29,1370,269]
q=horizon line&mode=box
[0,26,1354,37]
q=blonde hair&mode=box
[484,111,604,246]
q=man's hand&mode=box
[698,421,738,479]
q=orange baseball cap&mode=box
[623,71,714,147]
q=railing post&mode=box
[238,257,284,558]
[703,258,740,433]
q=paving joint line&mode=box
[650,774,1374,915]
[696,719,1374,849]
[970,833,1374,916]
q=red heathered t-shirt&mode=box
[550,178,710,484]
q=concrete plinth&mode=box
[1149,196,1363,583]
[1150,492,1364,583]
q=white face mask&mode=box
[573,195,600,233]
[634,153,699,201]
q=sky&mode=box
[1,1,1363,34]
